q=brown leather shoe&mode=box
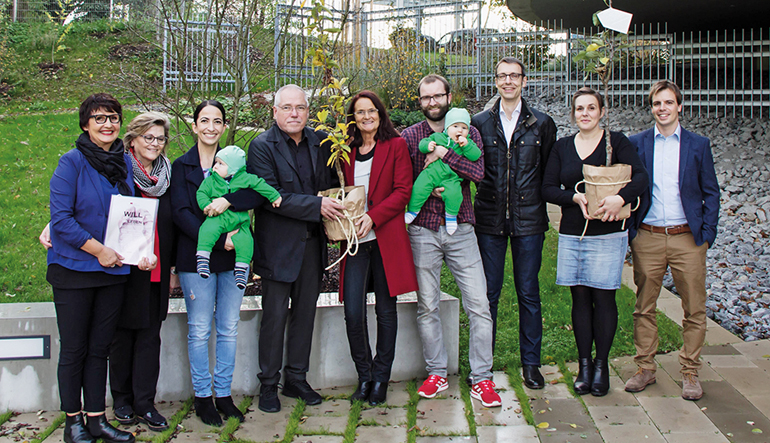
[624,368,656,392]
[682,373,703,400]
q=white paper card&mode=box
[104,195,159,266]
[597,7,633,34]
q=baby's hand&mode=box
[457,135,467,147]
[428,141,437,152]
[272,196,282,208]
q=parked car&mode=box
[438,28,498,54]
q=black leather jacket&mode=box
[471,98,557,237]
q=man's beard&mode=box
[422,102,450,122]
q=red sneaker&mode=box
[417,375,448,398]
[471,380,502,407]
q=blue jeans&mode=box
[343,240,397,383]
[179,271,244,398]
[476,232,544,366]
[408,223,493,384]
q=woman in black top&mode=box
[542,87,648,396]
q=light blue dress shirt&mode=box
[642,124,688,227]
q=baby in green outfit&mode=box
[196,145,281,289]
[405,108,480,234]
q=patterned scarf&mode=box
[128,148,171,197]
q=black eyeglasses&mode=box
[495,72,524,81]
[419,93,448,104]
[90,114,121,124]
[140,135,168,145]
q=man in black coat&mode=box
[247,84,344,413]
[471,57,557,390]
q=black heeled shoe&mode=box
[64,414,94,443]
[573,358,594,395]
[591,359,610,396]
[351,381,372,402]
[368,382,388,406]
[86,414,135,443]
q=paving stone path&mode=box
[5,334,770,443]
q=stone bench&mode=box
[0,292,459,412]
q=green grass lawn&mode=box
[0,111,203,301]
[1,20,159,113]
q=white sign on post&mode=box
[597,7,633,34]
[104,195,159,266]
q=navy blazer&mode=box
[170,144,263,273]
[247,124,338,283]
[629,127,720,247]
[48,148,134,274]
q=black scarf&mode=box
[75,133,132,196]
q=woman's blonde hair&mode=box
[124,112,171,155]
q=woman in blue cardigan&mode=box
[47,93,140,443]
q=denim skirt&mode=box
[556,230,628,290]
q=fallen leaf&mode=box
[570,423,578,428]
[700,407,707,411]
[544,399,550,404]
[549,379,559,384]
[537,422,549,429]
[753,428,763,434]
[538,409,546,414]
[514,408,522,414]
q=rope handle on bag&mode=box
[573,181,641,241]
[325,187,364,270]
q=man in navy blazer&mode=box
[624,80,719,401]
[247,84,344,413]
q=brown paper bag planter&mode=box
[578,163,632,220]
[318,185,366,268]
[574,163,639,239]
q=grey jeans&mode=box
[408,223,494,384]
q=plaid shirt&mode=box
[401,120,484,232]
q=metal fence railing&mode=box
[162,19,249,92]
[5,0,157,23]
[273,7,770,117]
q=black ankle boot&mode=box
[368,382,388,406]
[64,414,94,443]
[215,396,244,423]
[351,381,372,402]
[194,396,223,426]
[574,358,594,395]
[591,359,610,396]
[86,414,135,443]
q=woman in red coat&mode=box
[339,90,418,406]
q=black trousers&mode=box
[53,283,125,413]
[109,283,163,414]
[342,240,397,383]
[258,238,321,386]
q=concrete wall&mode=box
[0,292,459,412]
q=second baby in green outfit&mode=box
[196,145,282,289]
[405,108,480,234]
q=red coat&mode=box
[338,136,419,299]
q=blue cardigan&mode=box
[47,148,134,274]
